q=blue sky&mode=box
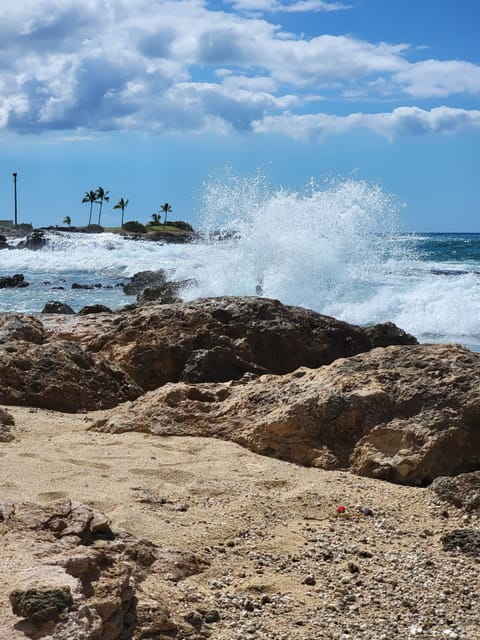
[0,0,479,231]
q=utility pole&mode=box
[12,172,18,227]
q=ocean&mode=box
[1,177,479,350]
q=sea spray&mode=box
[188,172,405,310]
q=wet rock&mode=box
[71,282,102,289]
[87,296,373,391]
[41,301,76,314]
[0,274,29,288]
[0,340,143,411]
[17,230,46,250]
[122,269,168,295]
[430,472,480,512]
[78,304,113,315]
[93,344,480,485]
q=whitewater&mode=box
[1,175,480,350]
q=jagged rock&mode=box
[0,314,46,344]
[17,230,46,250]
[0,407,15,425]
[137,283,183,305]
[122,269,168,295]
[0,340,143,411]
[1,500,202,639]
[0,274,29,288]
[86,296,373,390]
[0,234,9,249]
[78,304,113,315]
[41,301,76,314]
[366,321,418,347]
[93,344,480,486]
[430,472,480,511]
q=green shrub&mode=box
[168,220,194,232]
[122,220,147,233]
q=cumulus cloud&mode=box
[253,106,480,141]
[225,0,351,13]
[0,0,479,137]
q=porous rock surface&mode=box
[93,343,480,485]
[0,500,206,639]
[0,339,142,411]
[86,296,373,390]
[430,471,480,511]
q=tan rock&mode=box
[0,340,143,411]
[93,344,480,485]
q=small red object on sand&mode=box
[336,505,346,514]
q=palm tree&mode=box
[113,197,129,227]
[63,216,71,226]
[160,202,172,224]
[82,190,98,225]
[151,212,161,225]
[96,187,110,225]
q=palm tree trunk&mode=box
[98,200,103,225]
[88,202,93,225]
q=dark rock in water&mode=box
[123,269,167,295]
[365,321,418,347]
[0,340,143,411]
[430,472,480,512]
[71,282,102,290]
[10,587,74,624]
[41,301,76,315]
[78,304,113,315]
[0,234,9,249]
[441,529,480,557]
[17,230,46,250]
[0,274,29,288]
[137,283,183,305]
[0,314,45,344]
[87,296,373,390]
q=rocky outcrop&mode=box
[0,340,142,411]
[0,274,29,288]
[1,500,205,639]
[86,297,373,390]
[92,344,480,486]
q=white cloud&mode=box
[254,106,480,141]
[0,0,478,137]
[226,0,351,13]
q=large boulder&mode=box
[0,340,143,411]
[430,472,480,512]
[86,296,373,390]
[1,500,204,639]
[93,344,480,486]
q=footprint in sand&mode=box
[128,468,193,484]
[65,459,111,470]
[37,491,68,500]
